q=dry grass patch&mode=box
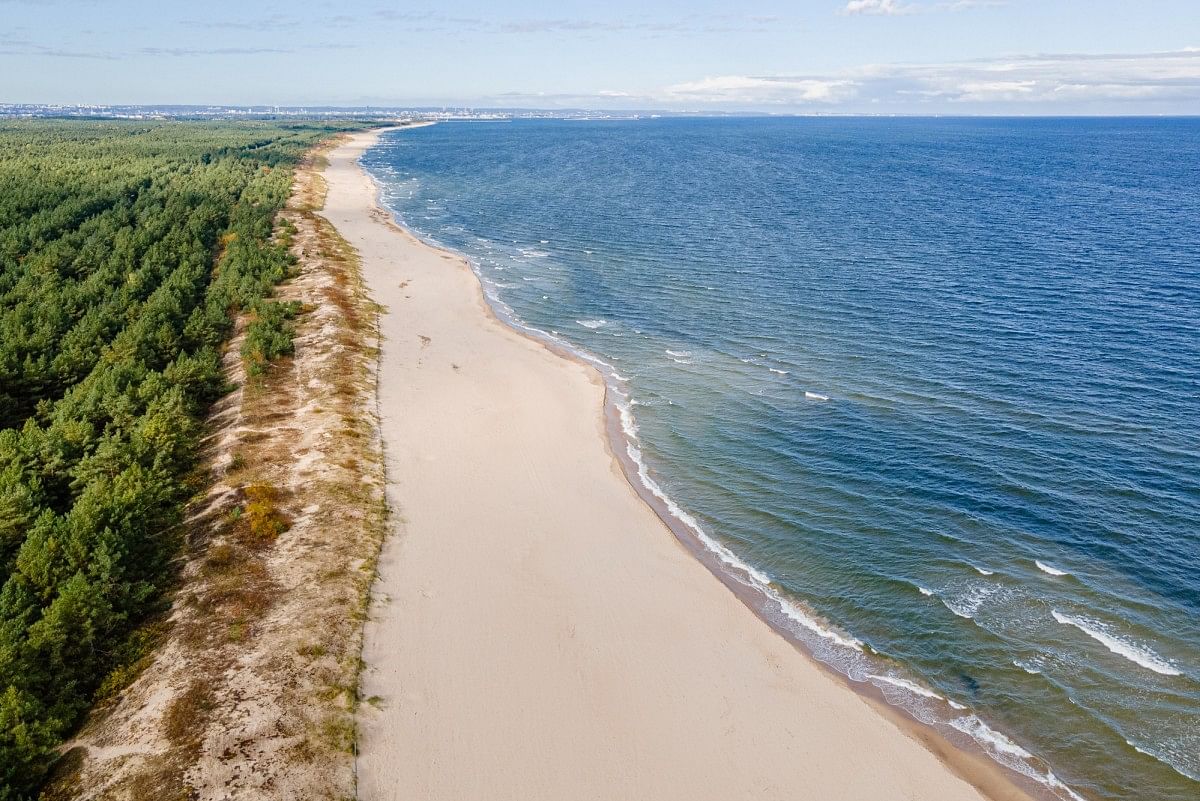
[163,681,217,751]
[43,132,388,801]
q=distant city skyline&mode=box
[2,0,1198,114]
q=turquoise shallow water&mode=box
[362,118,1200,801]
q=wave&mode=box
[769,368,789,375]
[917,586,934,597]
[943,599,975,619]
[942,583,997,620]
[1126,738,1200,782]
[1036,560,1069,577]
[951,714,1032,759]
[868,673,944,700]
[364,144,1095,801]
[614,400,863,654]
[666,349,693,364]
[972,565,994,576]
[948,715,1089,801]
[1051,610,1181,676]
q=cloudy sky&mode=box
[2,0,1198,113]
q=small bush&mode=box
[240,483,290,546]
[241,300,302,376]
[204,543,237,571]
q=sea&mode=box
[360,117,1200,801]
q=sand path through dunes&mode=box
[325,128,1025,801]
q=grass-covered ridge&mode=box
[0,119,357,798]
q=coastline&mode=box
[328,126,1047,801]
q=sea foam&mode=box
[941,583,997,620]
[946,716,1089,801]
[1051,611,1181,676]
[614,399,863,654]
[868,673,944,700]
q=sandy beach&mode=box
[323,128,1035,801]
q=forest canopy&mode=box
[0,119,355,798]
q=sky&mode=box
[2,0,1199,114]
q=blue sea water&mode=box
[361,118,1200,801]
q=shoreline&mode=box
[332,125,1052,801]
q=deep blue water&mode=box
[362,118,1200,801]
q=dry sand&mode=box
[325,128,1032,801]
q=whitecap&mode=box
[973,565,994,576]
[1036,560,1068,577]
[1051,610,1181,676]
[917,586,934,597]
[804,391,830,401]
[868,674,944,700]
[1045,772,1090,801]
[614,401,862,654]
[576,319,607,329]
[771,590,864,651]
[943,599,975,619]
[1125,739,1200,782]
[769,368,789,375]
[942,583,997,620]
[951,714,1033,759]
[665,349,691,358]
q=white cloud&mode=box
[843,0,913,15]
[842,0,1002,16]
[663,75,858,104]
[637,49,1200,111]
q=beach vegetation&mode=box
[0,119,355,798]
